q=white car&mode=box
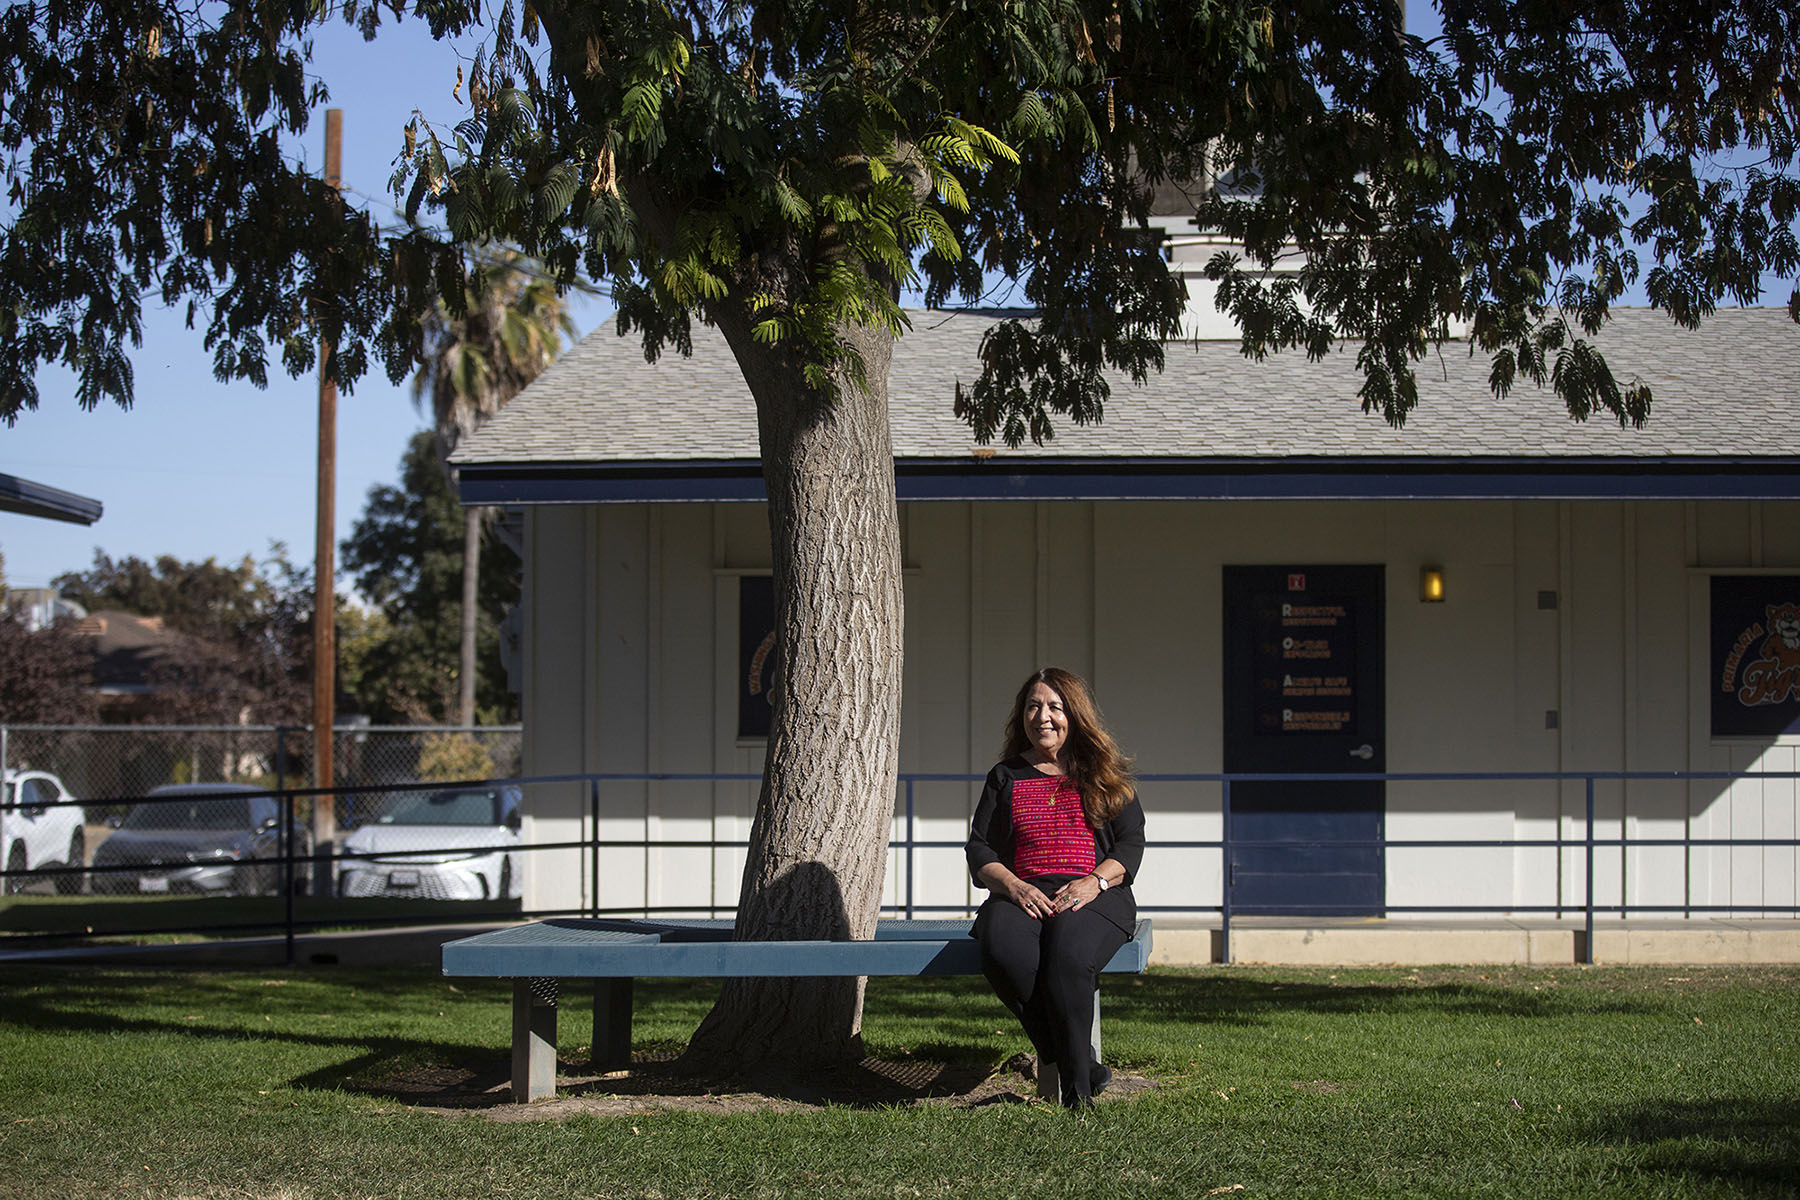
[338,785,523,902]
[3,770,88,894]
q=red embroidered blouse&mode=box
[1008,774,1098,881]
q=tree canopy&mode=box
[3,0,1794,434]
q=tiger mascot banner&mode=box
[1713,575,1800,737]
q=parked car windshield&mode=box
[120,796,253,831]
[379,789,508,826]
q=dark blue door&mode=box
[1222,565,1385,915]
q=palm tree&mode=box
[413,250,576,726]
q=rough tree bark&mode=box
[678,312,906,1072]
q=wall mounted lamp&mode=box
[1420,566,1446,603]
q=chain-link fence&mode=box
[2,724,521,804]
[1,724,522,897]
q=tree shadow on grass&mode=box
[0,964,516,1092]
[352,1050,1016,1113]
[345,1048,1174,1117]
[1581,1098,1800,1194]
[866,970,1661,1038]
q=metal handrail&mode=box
[4,767,1797,965]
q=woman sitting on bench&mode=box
[966,666,1146,1111]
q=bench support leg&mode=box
[511,978,559,1102]
[592,978,634,1071]
[1035,988,1104,1105]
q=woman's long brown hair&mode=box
[1001,667,1136,827]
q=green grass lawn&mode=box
[1,963,1794,1199]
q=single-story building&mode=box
[453,304,1800,928]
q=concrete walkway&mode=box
[1152,916,1800,966]
[5,916,1799,969]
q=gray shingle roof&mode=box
[454,307,1800,468]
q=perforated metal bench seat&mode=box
[441,917,1154,1101]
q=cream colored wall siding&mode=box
[520,496,1800,919]
[895,502,978,915]
[1764,507,1800,563]
[1751,746,1798,915]
[1092,501,1221,913]
[712,495,773,909]
[1509,503,1567,911]
[1626,504,1695,911]
[711,573,758,910]
[518,505,599,912]
[648,505,727,912]
[589,507,655,913]
[1039,502,1098,676]
[1743,475,1800,908]
[1685,498,1800,915]
[1696,502,1756,568]
[1656,505,1800,918]
[1383,502,1524,913]
[1750,510,1800,917]
[1562,502,1631,909]
[1687,560,1735,913]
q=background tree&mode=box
[341,430,522,725]
[414,250,574,727]
[0,611,99,725]
[5,0,1795,1070]
[50,550,314,724]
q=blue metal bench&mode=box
[441,916,1155,1102]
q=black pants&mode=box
[974,874,1134,1105]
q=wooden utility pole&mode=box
[312,108,342,864]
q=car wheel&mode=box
[4,843,26,894]
[55,830,86,894]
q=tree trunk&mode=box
[459,504,481,727]
[679,316,905,1074]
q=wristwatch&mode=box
[1092,872,1109,891]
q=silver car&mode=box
[338,785,523,901]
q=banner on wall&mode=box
[738,575,778,739]
[1711,574,1800,738]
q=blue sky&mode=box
[0,17,608,593]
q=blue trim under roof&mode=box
[0,473,103,524]
[457,457,1800,505]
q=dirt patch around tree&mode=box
[365,1053,1157,1120]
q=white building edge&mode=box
[452,296,1800,934]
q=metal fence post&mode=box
[1583,775,1596,965]
[589,778,601,920]
[1555,796,1566,920]
[274,725,296,960]
[1684,773,1694,920]
[281,784,296,965]
[1220,776,1233,965]
[905,778,916,920]
[275,727,289,797]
